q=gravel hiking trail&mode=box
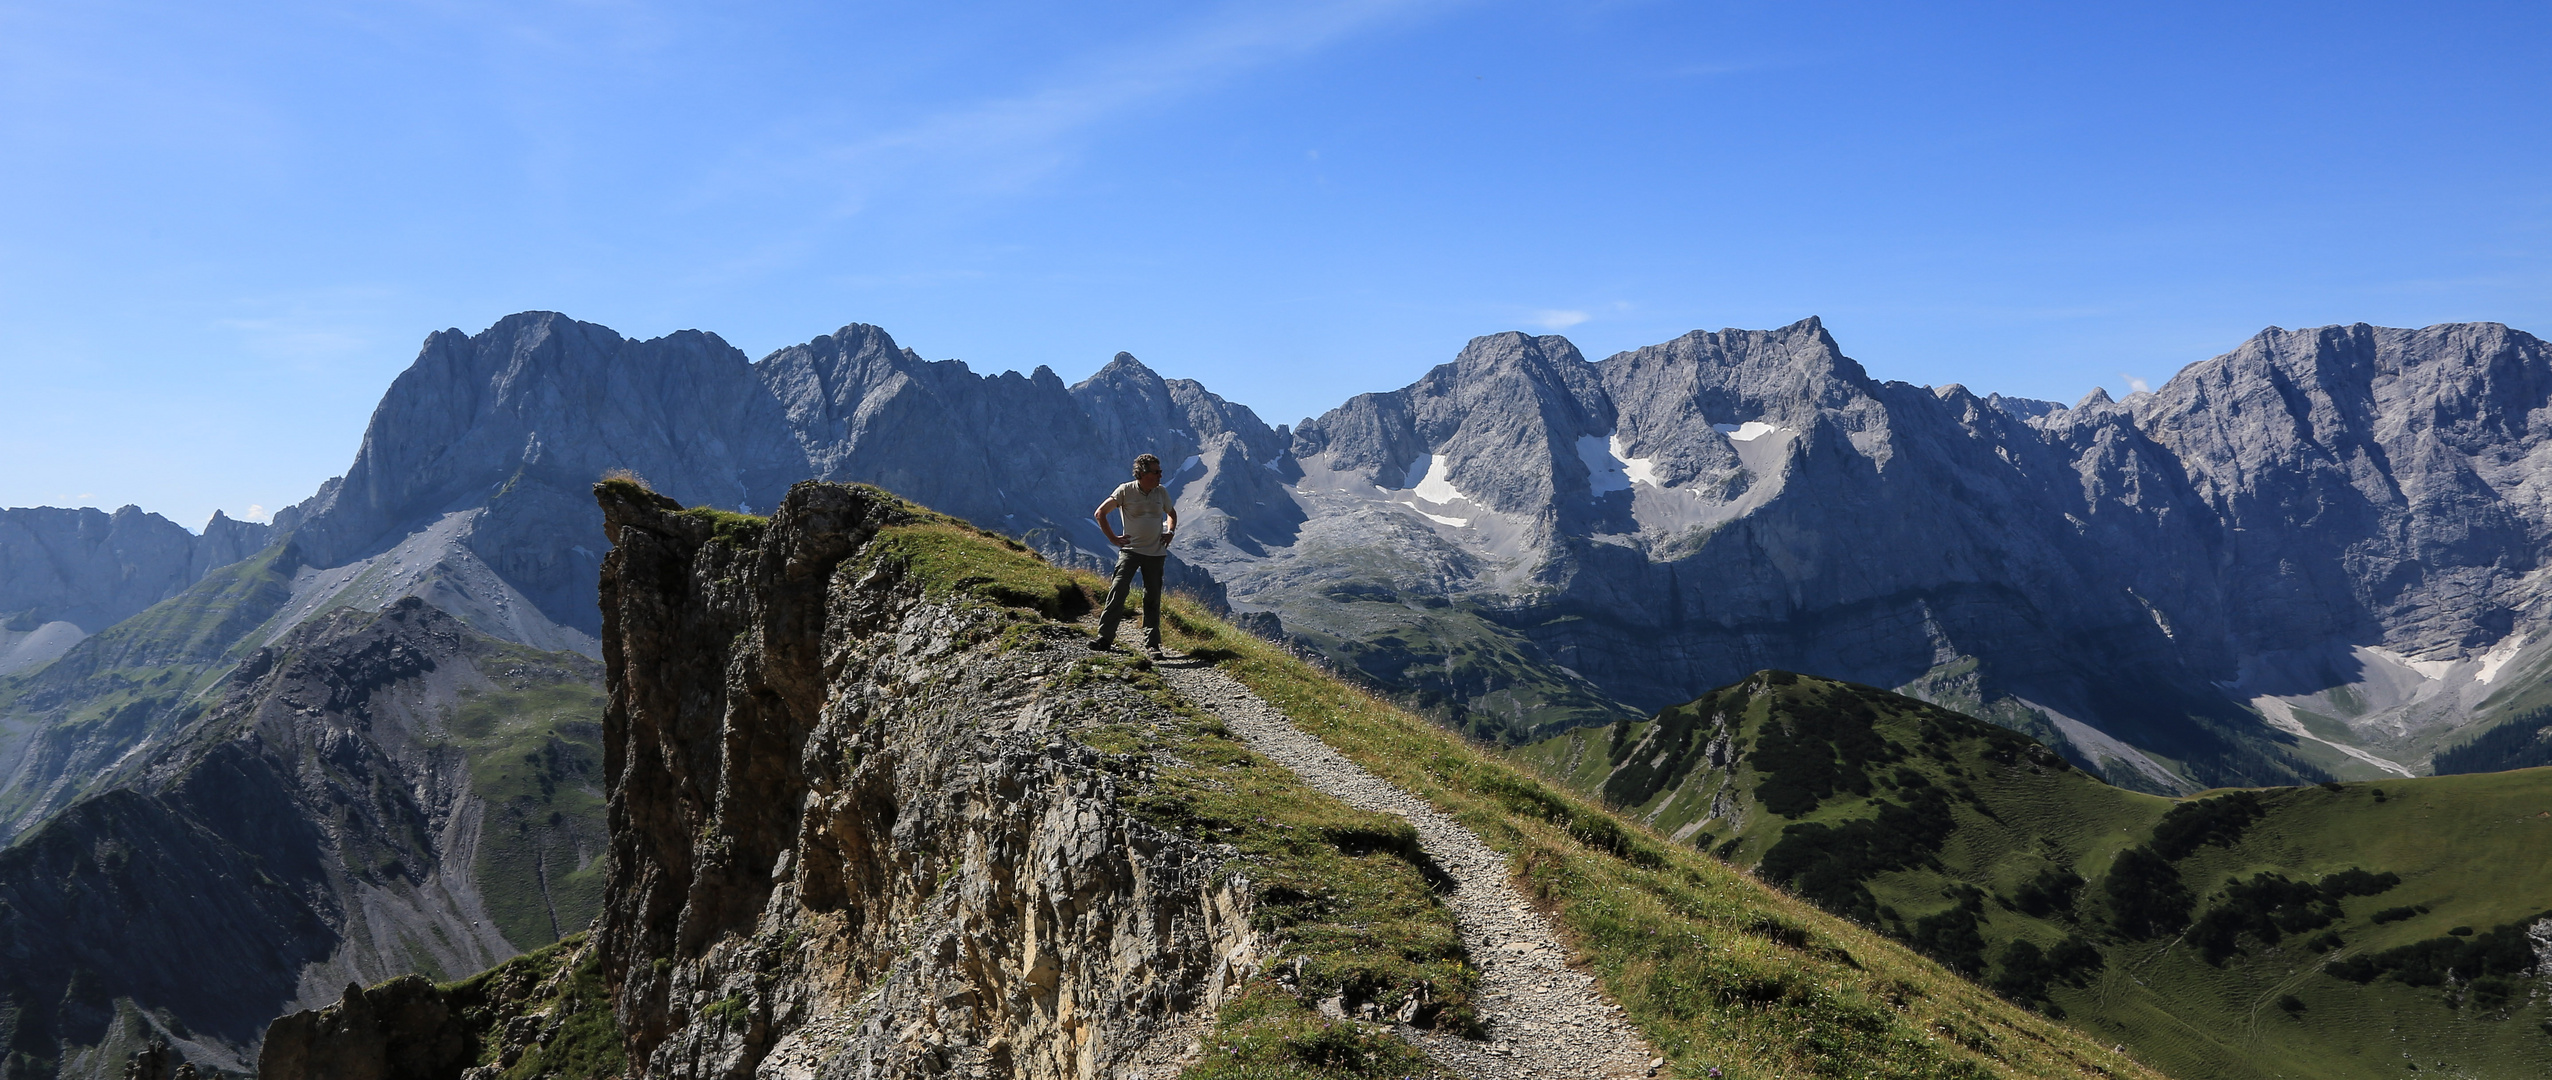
[1158,658,1664,1080]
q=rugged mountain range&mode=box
[1198,319,2552,790]
[193,312,2552,795]
[16,312,2552,810]
[8,309,2552,1075]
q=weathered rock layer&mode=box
[588,481,1257,1079]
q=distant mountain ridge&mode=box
[17,313,2552,800]
[0,506,271,676]
[1258,320,2552,790]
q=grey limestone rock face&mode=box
[2126,322,2552,659]
[279,312,812,641]
[1195,318,2552,789]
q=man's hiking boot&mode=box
[1089,638,1116,652]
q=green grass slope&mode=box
[441,641,610,951]
[0,542,301,833]
[1158,617,2164,1080]
[1515,670,2552,1080]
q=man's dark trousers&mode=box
[1097,551,1165,647]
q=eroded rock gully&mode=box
[594,482,1260,1079]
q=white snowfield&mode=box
[1408,453,1470,506]
[1576,434,1663,494]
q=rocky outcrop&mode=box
[255,975,476,1080]
[0,599,606,1078]
[588,481,1256,1079]
[257,933,621,1080]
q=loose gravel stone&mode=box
[1158,659,1662,1080]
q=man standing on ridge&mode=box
[1092,453,1178,655]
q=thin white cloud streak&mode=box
[1533,309,1590,330]
[709,0,1461,219]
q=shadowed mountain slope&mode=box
[0,598,604,1080]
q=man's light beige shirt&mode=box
[1111,481,1174,557]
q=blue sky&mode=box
[4,0,2546,529]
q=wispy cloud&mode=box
[213,288,399,370]
[2122,373,2150,393]
[711,1,1459,218]
[1532,309,1591,330]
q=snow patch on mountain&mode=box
[1577,435,1664,495]
[1407,454,1471,506]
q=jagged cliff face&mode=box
[2028,323,2552,776]
[0,599,605,1080]
[589,482,1254,1079]
[276,313,812,651]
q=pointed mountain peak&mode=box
[1075,353,1169,396]
[813,323,905,356]
[1095,351,1156,377]
[2076,387,2114,408]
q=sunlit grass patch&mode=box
[1066,650,1476,1021]
[440,933,624,1079]
[855,522,1092,620]
[1183,988,1441,1079]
